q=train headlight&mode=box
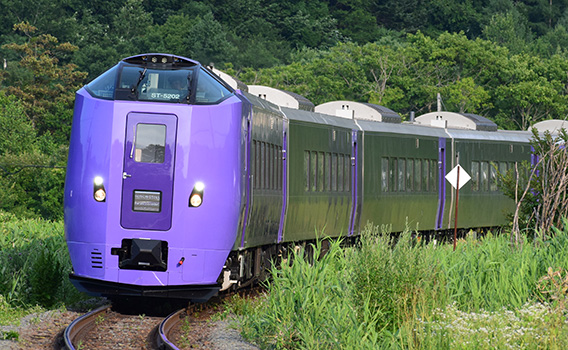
[189,182,205,207]
[93,176,106,202]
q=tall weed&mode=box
[238,238,382,349]
[350,224,445,334]
[0,214,83,310]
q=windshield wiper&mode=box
[132,68,147,96]
[186,72,192,102]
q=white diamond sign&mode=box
[445,164,471,190]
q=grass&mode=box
[0,211,86,327]
[225,223,568,349]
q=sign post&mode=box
[445,165,471,251]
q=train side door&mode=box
[436,138,447,230]
[121,112,178,231]
[349,130,362,236]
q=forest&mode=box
[2,0,568,220]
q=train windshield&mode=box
[86,65,232,104]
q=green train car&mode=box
[221,85,535,290]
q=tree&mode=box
[1,22,87,143]
[483,11,532,54]
[501,129,568,243]
[0,92,66,220]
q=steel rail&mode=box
[156,308,186,350]
[63,304,112,350]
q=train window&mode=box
[481,161,489,191]
[406,159,414,192]
[332,153,338,192]
[260,142,265,189]
[422,160,429,192]
[415,159,422,192]
[318,152,324,192]
[326,153,331,192]
[498,162,507,188]
[338,154,344,192]
[381,158,389,192]
[471,162,479,191]
[256,141,261,189]
[268,144,272,190]
[389,158,396,192]
[122,67,193,103]
[278,146,282,190]
[195,68,232,104]
[346,155,351,191]
[398,158,406,192]
[490,163,498,192]
[304,151,310,192]
[252,141,255,188]
[311,151,317,192]
[85,65,118,99]
[134,124,166,163]
[430,160,437,191]
[498,162,507,176]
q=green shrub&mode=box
[350,224,444,334]
[0,215,84,310]
[238,238,382,349]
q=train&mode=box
[64,53,559,302]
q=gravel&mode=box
[0,298,260,350]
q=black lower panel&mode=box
[69,274,219,303]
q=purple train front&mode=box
[64,54,246,301]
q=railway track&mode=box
[62,304,187,350]
[62,288,262,349]
[63,304,112,349]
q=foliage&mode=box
[0,92,66,220]
[350,225,442,333]
[238,238,382,349]
[0,216,85,311]
[0,22,87,144]
[235,224,568,349]
[500,131,568,241]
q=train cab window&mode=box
[134,124,166,163]
[471,162,480,191]
[120,67,193,103]
[195,69,232,104]
[86,65,118,99]
[381,158,389,192]
[86,61,233,105]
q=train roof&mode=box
[209,67,248,92]
[284,106,532,143]
[248,85,315,111]
[414,111,498,131]
[315,101,402,123]
[530,119,568,134]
